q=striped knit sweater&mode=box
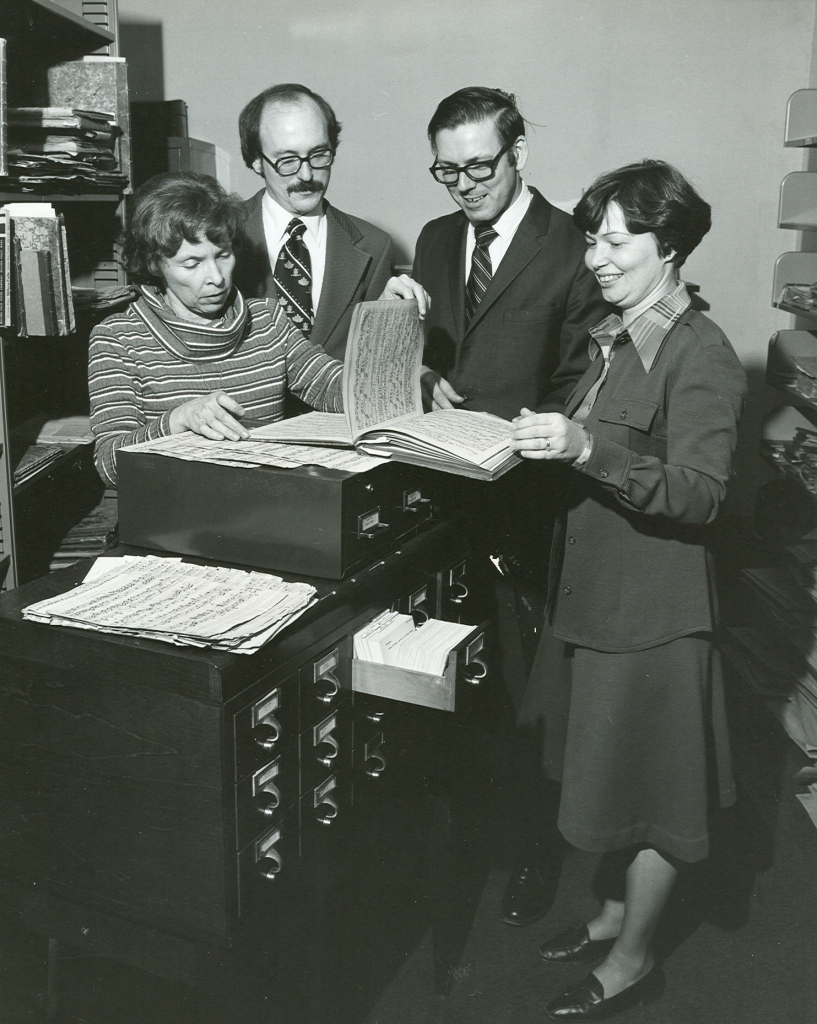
[89,295,343,486]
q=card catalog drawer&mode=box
[234,673,298,782]
[235,752,299,851]
[351,622,488,712]
[298,638,352,729]
[298,700,353,796]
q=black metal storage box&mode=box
[116,450,435,578]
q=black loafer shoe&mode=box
[501,863,558,927]
[539,924,616,964]
[545,967,663,1021]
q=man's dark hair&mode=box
[122,171,245,285]
[573,159,712,268]
[239,84,342,168]
[427,87,525,153]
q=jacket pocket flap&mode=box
[503,305,556,323]
[598,398,659,432]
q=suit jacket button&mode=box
[563,586,572,595]
[600,469,609,478]
[620,410,627,419]
[568,536,576,545]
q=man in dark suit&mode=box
[413,87,611,929]
[234,83,420,368]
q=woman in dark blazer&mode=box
[511,160,747,1021]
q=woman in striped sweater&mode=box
[88,171,345,487]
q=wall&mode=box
[119,0,817,512]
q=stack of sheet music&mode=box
[123,431,388,473]
[2,107,128,193]
[22,555,318,655]
[354,610,474,676]
[767,353,817,403]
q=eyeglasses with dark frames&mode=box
[260,148,335,177]
[429,139,515,186]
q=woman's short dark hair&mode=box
[573,159,711,267]
[427,87,525,154]
[123,171,245,285]
[239,84,342,168]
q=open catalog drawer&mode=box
[351,621,488,712]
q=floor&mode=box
[1,687,816,1024]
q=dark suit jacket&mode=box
[412,187,612,421]
[549,308,747,652]
[233,189,395,361]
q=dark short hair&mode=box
[427,87,525,153]
[238,84,342,168]
[123,171,245,285]
[573,159,711,268]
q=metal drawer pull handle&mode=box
[315,670,340,704]
[366,709,385,723]
[257,785,281,816]
[316,793,339,825]
[365,751,387,778]
[253,716,281,749]
[449,581,469,605]
[463,654,487,685]
[317,732,339,767]
[258,849,282,881]
[411,604,430,625]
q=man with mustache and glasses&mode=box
[234,84,423,388]
[413,87,611,932]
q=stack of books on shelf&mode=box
[49,490,119,572]
[762,426,817,497]
[12,443,64,486]
[2,106,127,194]
[768,353,817,402]
[732,543,817,761]
[1,202,75,336]
[354,610,475,676]
[778,283,817,316]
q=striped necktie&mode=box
[465,224,499,324]
[274,218,313,336]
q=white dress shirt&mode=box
[262,191,328,311]
[463,181,532,284]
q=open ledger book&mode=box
[250,299,521,481]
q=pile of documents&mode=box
[779,283,817,316]
[762,427,817,497]
[768,353,817,403]
[22,555,317,655]
[354,610,474,676]
[2,107,128,193]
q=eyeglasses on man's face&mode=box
[261,148,335,177]
[429,139,515,186]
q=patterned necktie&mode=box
[465,224,499,324]
[274,218,313,336]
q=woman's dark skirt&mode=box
[520,628,735,864]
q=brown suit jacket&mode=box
[549,308,747,652]
[233,190,395,361]
[413,187,611,421]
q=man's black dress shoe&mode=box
[538,924,616,964]
[545,967,663,1021]
[500,864,558,926]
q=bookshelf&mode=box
[0,0,128,589]
[728,88,817,810]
